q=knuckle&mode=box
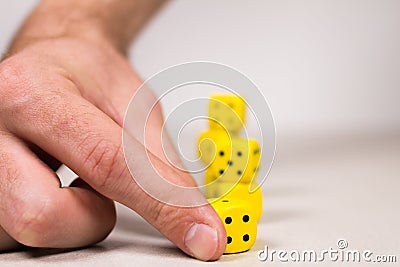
[82,137,128,194]
[149,201,194,236]
[0,56,40,117]
[11,197,56,247]
[0,56,31,97]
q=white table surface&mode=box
[1,1,399,266]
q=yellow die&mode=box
[204,168,218,198]
[208,95,246,134]
[205,168,217,186]
[210,182,262,221]
[209,198,257,254]
[197,130,229,166]
[208,137,261,184]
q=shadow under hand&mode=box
[115,211,163,239]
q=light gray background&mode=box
[0,1,399,266]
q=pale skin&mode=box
[0,0,226,261]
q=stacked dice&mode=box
[197,95,262,254]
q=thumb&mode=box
[5,83,226,260]
[123,133,227,261]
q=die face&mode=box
[210,199,257,254]
[209,138,261,184]
[204,169,218,198]
[197,130,230,166]
[212,182,263,221]
[208,95,246,133]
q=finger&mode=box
[75,60,186,170]
[0,131,116,248]
[121,88,190,173]
[113,82,188,171]
[0,63,226,260]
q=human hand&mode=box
[0,3,226,261]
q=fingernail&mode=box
[184,223,218,261]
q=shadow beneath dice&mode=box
[259,208,309,225]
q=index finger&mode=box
[0,64,226,261]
